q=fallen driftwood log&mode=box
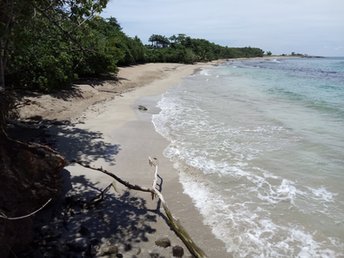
[74,158,207,258]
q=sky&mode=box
[102,0,344,56]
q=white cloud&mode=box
[102,0,344,56]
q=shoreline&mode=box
[70,62,229,256]
[14,56,340,257]
[18,62,228,256]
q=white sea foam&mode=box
[199,69,211,76]
[152,60,344,257]
[307,186,336,203]
[271,58,281,63]
[154,90,339,208]
[178,168,341,258]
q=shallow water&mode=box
[153,58,344,257]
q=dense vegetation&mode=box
[147,34,264,64]
[1,0,264,93]
[1,0,145,91]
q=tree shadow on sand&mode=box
[7,119,170,257]
[8,119,120,165]
[19,170,158,257]
[14,86,85,102]
[49,123,120,165]
[74,75,119,88]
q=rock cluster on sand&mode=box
[12,177,187,257]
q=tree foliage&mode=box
[2,0,139,91]
[149,34,170,48]
[1,1,265,92]
[146,34,264,64]
[1,0,110,89]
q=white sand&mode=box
[20,62,229,257]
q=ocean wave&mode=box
[178,167,343,257]
[152,60,344,257]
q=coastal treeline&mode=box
[147,34,264,63]
[1,0,264,92]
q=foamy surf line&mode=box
[178,166,340,258]
[155,143,342,257]
[152,61,344,257]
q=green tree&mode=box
[1,0,110,90]
[149,34,170,48]
[147,33,265,64]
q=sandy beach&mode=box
[18,62,228,257]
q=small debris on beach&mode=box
[138,105,148,111]
[172,245,184,257]
[155,237,171,248]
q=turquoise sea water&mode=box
[153,58,344,257]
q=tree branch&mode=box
[73,159,207,258]
[72,160,153,193]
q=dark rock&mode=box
[116,254,123,258]
[43,247,61,257]
[29,115,43,121]
[44,229,62,240]
[50,120,71,126]
[32,250,44,258]
[124,243,132,251]
[172,245,184,257]
[138,105,148,111]
[67,237,89,252]
[89,238,99,245]
[135,247,142,255]
[149,251,160,258]
[56,242,69,254]
[101,245,119,255]
[87,245,97,257]
[155,237,171,248]
[78,225,90,236]
[40,225,52,236]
